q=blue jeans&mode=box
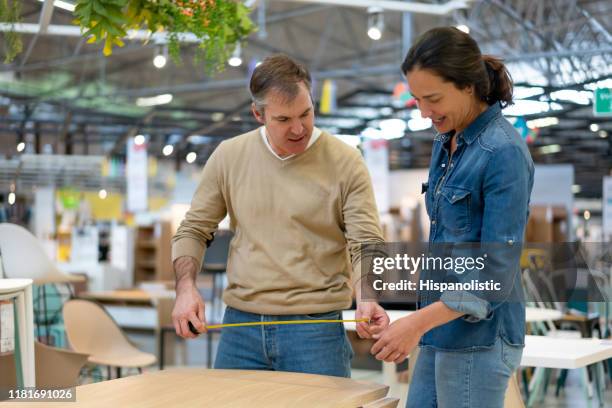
[407,337,523,408]
[213,306,353,377]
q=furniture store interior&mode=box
[0,0,611,407]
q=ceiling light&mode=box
[379,118,407,138]
[527,117,559,129]
[186,152,197,163]
[599,130,608,138]
[162,144,174,156]
[407,117,432,131]
[590,123,600,132]
[7,192,15,205]
[134,135,146,146]
[550,89,592,106]
[456,25,470,33]
[513,86,545,100]
[335,134,361,148]
[153,45,168,69]
[538,144,561,154]
[228,44,242,67]
[98,189,107,200]
[503,100,563,116]
[136,94,173,107]
[16,142,25,152]
[38,0,75,12]
[367,7,384,41]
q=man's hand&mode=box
[355,301,389,339]
[172,256,207,338]
[370,314,423,364]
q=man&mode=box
[172,54,388,377]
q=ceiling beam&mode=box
[275,0,472,14]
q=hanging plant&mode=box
[73,0,256,72]
[0,0,23,64]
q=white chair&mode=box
[0,223,83,284]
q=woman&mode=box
[370,27,534,407]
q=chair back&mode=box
[0,223,82,284]
[0,342,88,388]
[63,299,136,357]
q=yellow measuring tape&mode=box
[189,318,368,333]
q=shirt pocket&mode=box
[439,186,472,234]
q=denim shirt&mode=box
[420,102,534,351]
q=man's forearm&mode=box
[174,256,199,290]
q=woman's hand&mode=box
[370,314,424,363]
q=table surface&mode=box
[0,278,33,294]
[522,335,612,369]
[79,289,174,304]
[8,368,392,408]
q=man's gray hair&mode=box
[250,54,312,113]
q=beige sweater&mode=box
[172,127,383,315]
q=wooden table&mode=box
[6,368,398,407]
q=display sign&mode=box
[594,88,612,117]
[363,139,390,213]
[127,137,148,212]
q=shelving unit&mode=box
[133,221,173,284]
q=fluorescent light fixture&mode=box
[136,93,173,107]
[162,144,174,156]
[379,118,407,139]
[590,123,600,132]
[513,86,544,100]
[584,78,612,91]
[186,152,197,163]
[228,44,242,67]
[7,192,15,205]
[538,144,561,154]
[550,89,592,105]
[527,117,558,129]
[98,189,107,199]
[16,142,25,152]
[38,0,75,12]
[361,127,384,139]
[408,117,432,131]
[503,100,563,116]
[134,134,146,146]
[599,130,608,138]
[334,134,361,148]
[367,7,384,41]
[572,184,581,194]
[456,25,470,33]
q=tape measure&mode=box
[188,318,368,335]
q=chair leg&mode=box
[159,329,165,370]
[116,367,121,379]
[138,367,143,374]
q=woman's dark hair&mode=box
[401,27,513,107]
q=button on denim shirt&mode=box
[421,102,534,351]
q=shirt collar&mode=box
[260,127,322,160]
[434,102,502,145]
